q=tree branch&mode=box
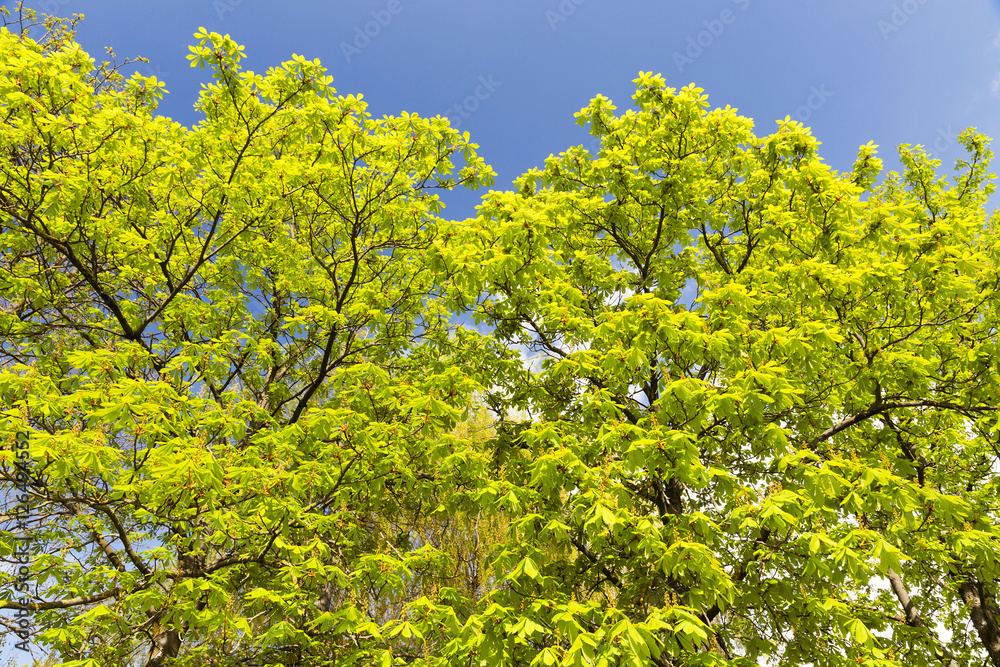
[886,567,959,667]
[807,399,996,450]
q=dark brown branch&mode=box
[807,400,996,450]
[568,534,620,588]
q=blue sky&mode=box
[20,0,1000,219]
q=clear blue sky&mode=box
[19,0,1000,218]
[5,1,1000,663]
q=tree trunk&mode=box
[958,579,1000,667]
[144,524,208,666]
[145,625,182,667]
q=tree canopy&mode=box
[2,8,1000,667]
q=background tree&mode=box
[432,74,1000,666]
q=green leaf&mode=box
[845,618,873,648]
